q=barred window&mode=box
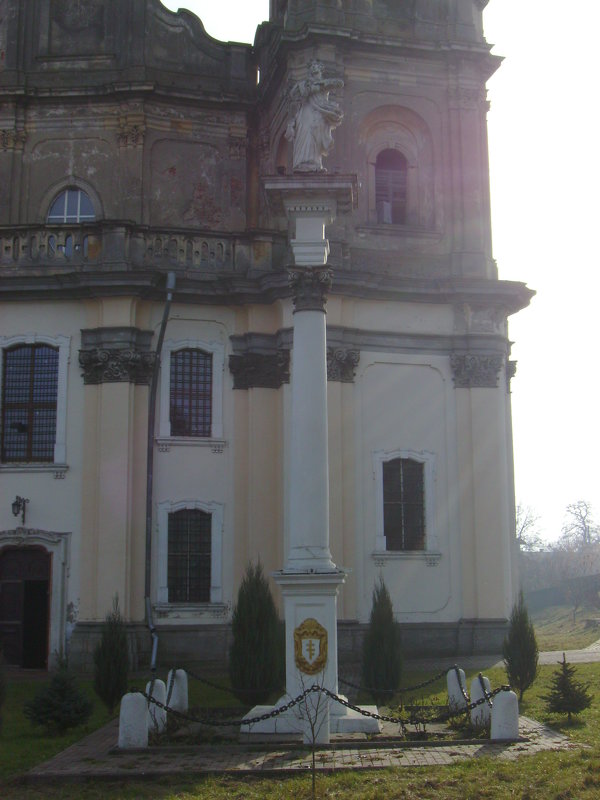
[169,349,212,437]
[383,457,425,551]
[167,509,212,603]
[1,345,59,463]
[375,149,407,225]
[47,188,96,224]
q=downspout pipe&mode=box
[145,271,176,671]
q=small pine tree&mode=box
[502,590,539,701]
[229,562,284,705]
[361,580,402,706]
[93,595,129,714]
[543,653,592,722]
[24,660,92,734]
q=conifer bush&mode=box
[229,562,284,705]
[502,590,539,701]
[544,653,592,722]
[93,595,129,714]
[361,579,402,705]
[24,659,92,734]
[0,648,6,731]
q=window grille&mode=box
[383,457,425,550]
[169,348,212,437]
[47,188,96,224]
[375,149,408,225]
[167,509,212,603]
[1,345,59,463]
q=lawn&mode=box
[2,660,599,799]
[531,604,600,651]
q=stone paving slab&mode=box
[26,715,579,782]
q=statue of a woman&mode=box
[285,61,344,173]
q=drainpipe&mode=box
[145,271,176,671]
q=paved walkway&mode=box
[24,645,598,783]
[26,715,578,782]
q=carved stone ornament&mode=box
[506,360,517,391]
[294,617,328,676]
[285,61,344,173]
[229,351,290,390]
[450,354,504,388]
[117,122,145,148]
[289,268,332,312]
[327,348,360,383]
[1,128,27,151]
[79,348,156,385]
[79,327,156,385]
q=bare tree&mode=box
[515,503,544,551]
[560,501,599,548]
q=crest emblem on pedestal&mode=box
[294,618,328,675]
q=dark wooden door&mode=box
[0,548,51,668]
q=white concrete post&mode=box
[118,692,148,749]
[167,669,189,713]
[146,679,167,734]
[491,690,519,741]
[447,667,468,712]
[470,674,492,727]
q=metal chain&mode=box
[478,672,493,708]
[184,666,284,700]
[338,666,450,696]
[135,683,513,730]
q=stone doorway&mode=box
[0,547,51,668]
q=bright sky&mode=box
[161,1,600,542]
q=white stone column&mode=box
[285,268,335,572]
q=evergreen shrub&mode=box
[93,595,129,714]
[361,580,402,705]
[24,660,92,734]
[502,590,539,701]
[0,648,6,731]
[544,653,592,722]
[229,562,284,705]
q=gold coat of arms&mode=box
[294,618,328,675]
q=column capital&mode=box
[288,268,333,312]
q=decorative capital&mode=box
[117,121,145,148]
[79,348,156,385]
[506,359,517,391]
[1,128,27,151]
[289,268,332,312]
[229,351,290,389]
[327,348,360,382]
[450,354,504,388]
[79,327,155,385]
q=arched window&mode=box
[47,188,95,224]
[375,149,408,225]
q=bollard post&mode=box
[167,669,189,713]
[447,667,468,712]
[146,679,167,734]
[491,690,519,740]
[470,674,492,727]
[118,692,148,749]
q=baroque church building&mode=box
[0,0,532,670]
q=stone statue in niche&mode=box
[285,61,343,173]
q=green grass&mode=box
[531,604,600,651]
[2,663,599,798]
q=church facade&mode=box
[0,0,532,670]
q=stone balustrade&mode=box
[0,223,279,273]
